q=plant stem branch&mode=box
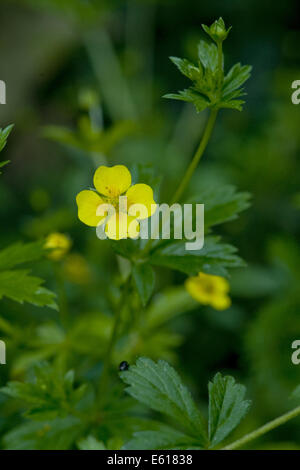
[222,405,300,450]
[170,109,218,204]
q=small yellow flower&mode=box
[76,165,156,240]
[45,232,72,261]
[185,272,231,310]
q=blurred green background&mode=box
[1,0,300,449]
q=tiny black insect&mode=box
[119,361,129,371]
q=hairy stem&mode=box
[222,405,300,450]
[170,108,218,204]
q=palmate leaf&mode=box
[0,241,57,308]
[121,358,251,450]
[150,236,245,277]
[120,357,207,447]
[208,373,251,447]
[165,21,251,113]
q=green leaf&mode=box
[1,362,86,421]
[188,185,251,229]
[198,40,218,72]
[123,426,199,450]
[0,160,10,174]
[2,416,82,450]
[120,357,207,446]
[208,372,251,447]
[132,263,155,307]
[0,241,45,271]
[150,237,245,277]
[223,63,252,97]
[169,57,201,81]
[78,436,106,450]
[0,124,14,153]
[0,270,57,309]
[164,89,209,113]
[0,241,57,308]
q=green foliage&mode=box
[132,263,155,306]
[150,237,245,278]
[0,124,13,153]
[1,363,86,421]
[120,358,251,449]
[0,124,13,172]
[208,373,251,447]
[189,185,251,229]
[0,241,56,308]
[120,357,207,448]
[165,19,251,112]
[43,120,136,157]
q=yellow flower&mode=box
[185,272,231,310]
[76,165,156,240]
[45,232,72,261]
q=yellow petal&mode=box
[126,183,157,219]
[211,294,231,310]
[76,190,106,227]
[105,212,140,240]
[45,233,71,261]
[185,277,212,304]
[93,165,131,198]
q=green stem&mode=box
[170,109,218,204]
[222,405,300,450]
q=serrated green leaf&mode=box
[132,263,155,307]
[164,89,209,113]
[0,124,14,153]
[123,426,200,450]
[150,237,245,277]
[0,270,57,309]
[169,57,201,81]
[188,185,251,229]
[120,357,207,445]
[0,241,57,308]
[223,63,252,97]
[198,40,218,73]
[0,241,45,271]
[208,372,251,447]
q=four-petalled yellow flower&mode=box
[185,272,231,310]
[76,165,156,240]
